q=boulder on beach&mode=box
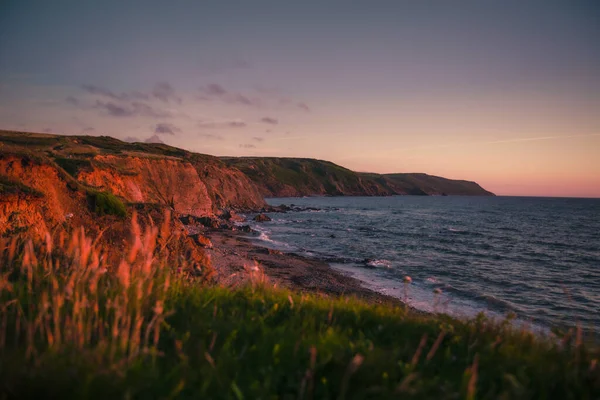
[254,213,272,222]
[236,225,255,233]
[220,209,246,222]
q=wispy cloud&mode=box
[152,82,181,104]
[81,84,149,101]
[338,133,600,161]
[198,83,262,107]
[145,134,164,144]
[260,117,278,125]
[239,143,256,149]
[396,133,600,153]
[65,96,79,106]
[198,133,224,140]
[205,83,227,96]
[252,136,264,142]
[154,122,181,135]
[296,102,311,112]
[94,101,172,118]
[197,119,246,129]
[95,101,134,117]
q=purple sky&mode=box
[1,1,599,196]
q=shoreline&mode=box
[204,228,407,307]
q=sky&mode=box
[0,1,599,197]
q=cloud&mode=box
[124,136,141,142]
[42,128,53,133]
[198,133,224,140]
[262,90,312,112]
[65,96,79,106]
[144,134,164,144]
[252,136,264,142]
[154,122,181,135]
[198,84,261,107]
[229,94,257,106]
[131,102,172,118]
[197,119,247,129]
[205,83,227,96]
[81,84,149,101]
[239,144,256,149]
[260,117,278,125]
[82,127,95,133]
[96,101,134,117]
[297,102,310,112]
[94,101,172,118]
[152,82,181,104]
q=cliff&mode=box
[0,130,265,236]
[0,130,493,235]
[221,157,494,197]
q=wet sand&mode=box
[204,229,404,306]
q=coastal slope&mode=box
[0,130,266,236]
[222,157,494,197]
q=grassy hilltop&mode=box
[222,157,494,197]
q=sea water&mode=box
[245,196,600,332]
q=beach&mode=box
[204,228,404,306]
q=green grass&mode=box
[86,190,127,217]
[53,157,93,177]
[3,284,598,399]
[0,175,44,197]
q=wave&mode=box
[364,259,392,268]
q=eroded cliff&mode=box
[0,130,266,237]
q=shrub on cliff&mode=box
[87,190,127,217]
[53,156,92,178]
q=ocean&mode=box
[245,196,600,332]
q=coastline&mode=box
[204,229,406,307]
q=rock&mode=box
[220,209,246,222]
[236,225,255,233]
[254,213,272,222]
[190,234,213,249]
[197,216,221,228]
[268,248,283,255]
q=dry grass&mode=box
[0,210,211,370]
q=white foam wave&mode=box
[366,259,392,268]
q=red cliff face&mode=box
[77,155,215,216]
[0,149,266,238]
[0,156,90,237]
[191,159,265,211]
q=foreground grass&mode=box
[1,220,599,399]
[2,283,599,399]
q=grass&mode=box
[0,175,44,197]
[86,190,127,217]
[53,157,93,178]
[0,219,598,399]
